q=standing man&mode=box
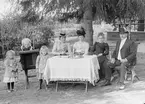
[109,28,136,90]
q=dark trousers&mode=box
[107,60,128,83]
[115,62,128,83]
[98,56,111,80]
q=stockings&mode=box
[39,79,43,89]
[7,82,14,90]
[38,79,49,90]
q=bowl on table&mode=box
[73,52,84,58]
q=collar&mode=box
[97,42,104,44]
[58,40,65,44]
[78,41,85,43]
[121,38,127,42]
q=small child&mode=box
[36,45,49,90]
[21,38,33,51]
[3,50,19,92]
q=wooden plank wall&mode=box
[107,31,145,41]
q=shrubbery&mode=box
[0,21,54,57]
[18,24,54,49]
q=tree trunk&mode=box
[137,19,144,31]
[82,1,93,46]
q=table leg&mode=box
[85,81,88,92]
[56,81,58,92]
[24,70,29,89]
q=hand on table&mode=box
[83,54,88,57]
[110,58,115,64]
[60,51,66,55]
[97,53,103,57]
[121,58,128,63]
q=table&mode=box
[43,55,100,92]
[19,49,39,89]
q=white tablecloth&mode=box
[43,55,100,86]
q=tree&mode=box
[13,0,145,45]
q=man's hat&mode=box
[119,27,129,34]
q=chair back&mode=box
[136,43,145,64]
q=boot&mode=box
[45,80,49,90]
[38,79,43,90]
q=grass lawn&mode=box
[0,39,145,104]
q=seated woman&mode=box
[21,38,33,51]
[91,32,111,86]
[73,30,89,56]
[52,33,70,55]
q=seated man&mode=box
[108,28,136,90]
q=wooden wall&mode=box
[107,31,145,41]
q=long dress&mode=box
[3,58,18,83]
[36,55,49,79]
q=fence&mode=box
[107,31,145,41]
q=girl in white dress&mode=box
[3,50,19,92]
[36,45,49,90]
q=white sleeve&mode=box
[84,42,89,55]
[73,42,77,53]
[52,41,57,53]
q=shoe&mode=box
[7,90,11,92]
[11,89,16,92]
[104,80,111,86]
[45,85,49,90]
[101,80,111,86]
[96,80,106,87]
[37,87,42,90]
[97,79,106,84]
[119,83,125,90]
[97,79,109,86]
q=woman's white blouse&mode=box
[73,41,89,55]
[52,40,69,53]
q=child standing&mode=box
[36,46,49,90]
[3,50,19,92]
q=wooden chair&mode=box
[111,43,140,83]
[124,60,140,83]
[19,50,39,89]
[124,43,140,83]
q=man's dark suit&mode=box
[112,39,136,64]
[92,42,109,79]
[110,39,136,83]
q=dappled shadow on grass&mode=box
[0,76,118,104]
[1,41,145,104]
[0,72,145,104]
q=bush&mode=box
[18,24,54,50]
[0,24,54,57]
